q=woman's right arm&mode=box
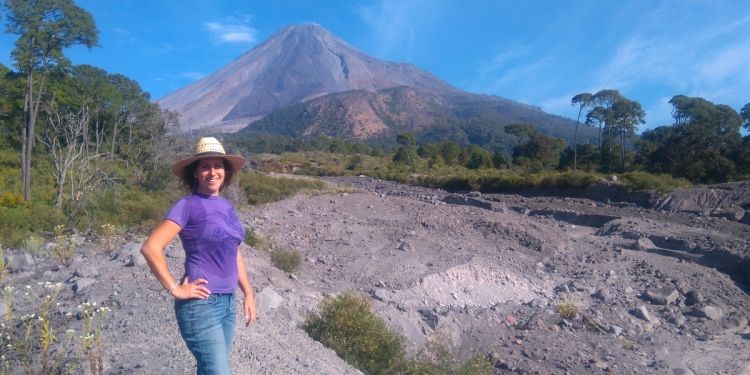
[141,220,210,299]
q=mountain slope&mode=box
[156,24,456,132]
[236,86,600,152]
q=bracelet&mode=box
[168,282,179,294]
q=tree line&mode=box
[385,88,749,185]
[0,0,184,244]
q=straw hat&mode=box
[170,137,246,178]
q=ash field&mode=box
[3,177,750,374]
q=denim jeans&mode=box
[175,293,236,375]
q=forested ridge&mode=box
[235,86,601,153]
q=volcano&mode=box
[157,23,456,132]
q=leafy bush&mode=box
[303,293,407,374]
[0,203,66,247]
[539,170,601,188]
[244,227,271,250]
[303,294,495,375]
[408,331,493,375]
[270,248,301,273]
[618,171,691,194]
[235,170,326,205]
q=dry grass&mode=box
[554,299,581,320]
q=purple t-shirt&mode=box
[165,193,244,294]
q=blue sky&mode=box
[1,0,748,132]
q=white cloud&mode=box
[356,0,448,60]
[595,11,750,106]
[205,21,257,44]
[180,72,204,80]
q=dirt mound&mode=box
[655,180,750,222]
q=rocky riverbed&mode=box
[2,177,750,374]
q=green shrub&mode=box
[540,170,601,188]
[235,171,326,205]
[303,293,407,374]
[244,227,271,250]
[619,171,691,194]
[408,331,493,375]
[270,248,302,273]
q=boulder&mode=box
[642,287,679,305]
[637,237,656,250]
[74,264,99,278]
[692,305,724,321]
[255,287,284,312]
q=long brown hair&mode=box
[178,158,235,194]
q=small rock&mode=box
[555,284,570,294]
[418,310,439,329]
[594,287,610,300]
[74,264,99,278]
[685,290,704,305]
[633,305,652,322]
[126,254,147,267]
[642,287,679,305]
[528,299,542,308]
[571,280,589,292]
[692,305,723,321]
[398,241,414,252]
[667,311,687,325]
[371,288,388,301]
[20,252,35,271]
[73,278,97,293]
[610,325,623,336]
[289,273,298,280]
[506,315,517,325]
[722,313,748,332]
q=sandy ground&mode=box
[3,176,750,374]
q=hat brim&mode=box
[171,154,246,178]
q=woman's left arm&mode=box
[237,249,256,326]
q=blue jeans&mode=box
[175,293,236,375]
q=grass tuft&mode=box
[270,248,302,273]
[554,299,581,320]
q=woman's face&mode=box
[193,157,226,196]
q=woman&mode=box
[141,137,256,374]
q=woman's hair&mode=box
[179,158,235,194]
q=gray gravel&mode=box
[2,176,750,374]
